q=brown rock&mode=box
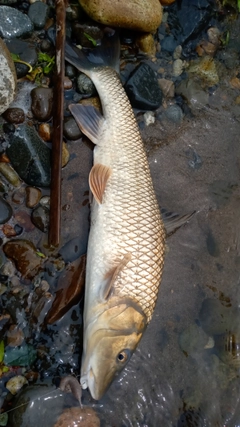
[136,33,156,56]
[3,239,44,280]
[158,78,175,98]
[62,142,70,168]
[26,186,42,208]
[38,123,51,142]
[2,108,25,124]
[63,76,73,90]
[54,407,100,427]
[160,0,175,4]
[2,224,17,237]
[14,211,35,232]
[78,0,163,32]
[7,325,24,347]
[230,77,240,90]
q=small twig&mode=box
[49,0,67,247]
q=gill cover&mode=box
[80,298,147,400]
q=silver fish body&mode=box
[66,37,166,400]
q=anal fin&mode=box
[89,163,112,204]
[69,104,104,144]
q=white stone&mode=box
[0,38,17,114]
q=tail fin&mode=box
[65,29,120,76]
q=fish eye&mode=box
[116,349,129,363]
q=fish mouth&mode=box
[81,365,114,401]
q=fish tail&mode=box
[65,29,120,77]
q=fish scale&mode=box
[86,66,166,323]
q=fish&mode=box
[65,30,166,400]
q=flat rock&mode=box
[162,0,214,52]
[5,39,38,79]
[78,0,163,32]
[3,239,43,279]
[0,38,17,115]
[126,63,163,110]
[6,124,51,187]
[0,6,33,39]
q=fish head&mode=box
[80,297,147,400]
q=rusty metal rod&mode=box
[49,0,66,247]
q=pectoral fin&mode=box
[89,163,112,204]
[100,253,132,301]
[69,104,104,144]
[161,208,196,236]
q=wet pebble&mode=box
[65,64,77,79]
[6,124,51,187]
[164,104,184,124]
[14,211,35,232]
[143,111,155,126]
[6,376,28,395]
[12,187,25,204]
[62,142,70,167]
[54,407,100,427]
[5,39,38,79]
[0,5,33,38]
[7,325,24,347]
[64,76,73,90]
[28,1,49,29]
[39,195,50,207]
[126,63,163,110]
[38,123,51,142]
[3,239,43,279]
[172,59,184,77]
[158,78,175,98]
[63,117,82,140]
[77,73,96,96]
[25,186,42,208]
[2,107,25,124]
[0,38,17,115]
[136,33,156,56]
[31,87,53,121]
[72,23,103,48]
[31,205,49,232]
[14,224,23,236]
[2,224,17,237]
[0,196,12,224]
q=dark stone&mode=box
[5,39,38,79]
[77,73,96,96]
[125,63,163,110]
[0,5,33,38]
[0,196,12,224]
[31,87,53,121]
[14,224,23,236]
[177,408,206,427]
[31,205,49,232]
[2,107,25,124]
[28,1,49,29]
[66,4,81,21]
[63,117,82,141]
[3,123,15,134]
[65,64,77,79]
[162,0,215,53]
[40,39,53,53]
[6,124,51,187]
[161,34,178,53]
